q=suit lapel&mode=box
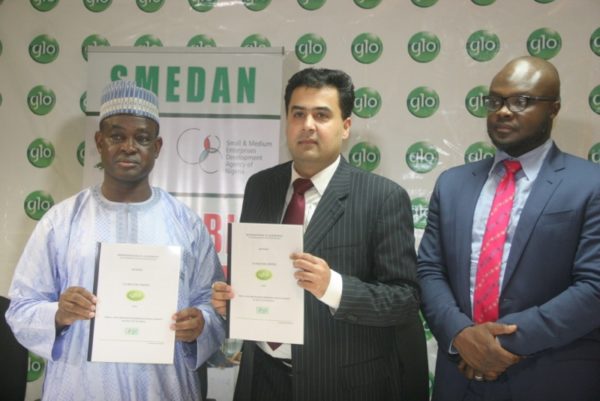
[303,159,350,253]
[262,163,291,224]
[502,145,565,291]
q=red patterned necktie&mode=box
[473,160,522,324]
[268,178,313,351]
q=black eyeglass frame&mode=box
[482,94,560,113]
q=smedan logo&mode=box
[177,129,223,174]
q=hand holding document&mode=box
[88,243,181,364]
[227,222,304,345]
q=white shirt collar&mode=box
[290,155,341,196]
[491,138,553,182]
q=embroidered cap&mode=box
[99,80,159,125]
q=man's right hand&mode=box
[55,287,96,331]
[211,281,234,318]
[453,322,521,378]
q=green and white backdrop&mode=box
[1,0,599,400]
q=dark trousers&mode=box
[250,346,292,401]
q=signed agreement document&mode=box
[88,243,181,364]
[227,222,304,344]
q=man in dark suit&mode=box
[212,68,428,401]
[418,56,600,401]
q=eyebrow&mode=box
[290,105,332,113]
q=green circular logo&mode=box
[353,0,381,9]
[29,34,60,64]
[351,33,383,64]
[298,0,325,10]
[464,141,496,164]
[81,34,110,61]
[31,0,59,12]
[534,0,554,3]
[466,30,500,62]
[243,0,270,11]
[77,141,86,166]
[188,0,216,12]
[24,191,54,220]
[411,0,437,7]
[242,34,271,48]
[83,0,112,12]
[27,138,55,168]
[590,27,600,57]
[408,31,440,63]
[134,34,163,47]
[295,33,327,64]
[136,0,164,12]
[27,352,45,382]
[126,290,145,301]
[527,28,562,60]
[420,312,433,341]
[406,141,439,174]
[349,142,380,172]
[353,87,382,118]
[80,91,87,114]
[0,40,2,56]
[587,142,600,164]
[187,34,217,48]
[589,85,600,114]
[465,85,489,118]
[0,93,2,107]
[407,86,439,118]
[256,269,273,280]
[471,0,494,5]
[27,85,56,115]
[411,197,429,230]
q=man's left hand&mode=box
[291,252,331,298]
[171,307,205,343]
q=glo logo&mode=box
[135,34,163,47]
[464,141,495,164]
[411,0,437,7]
[188,34,217,48]
[407,86,439,118]
[27,85,56,116]
[80,92,87,114]
[527,28,561,60]
[411,197,429,230]
[24,191,54,220]
[0,93,2,107]
[243,0,271,11]
[298,0,325,10]
[353,87,382,118]
[465,85,489,118]
[420,312,433,341]
[466,30,500,62]
[27,352,45,382]
[408,32,440,63]
[188,0,216,12]
[81,34,110,61]
[242,34,271,48]
[471,0,495,5]
[83,0,112,12]
[295,33,327,64]
[353,0,381,9]
[0,40,2,56]
[590,86,600,115]
[30,0,59,12]
[349,142,380,172]
[534,0,554,3]
[588,143,600,164]
[77,141,86,166]
[406,141,439,174]
[27,138,55,168]
[29,34,59,64]
[591,28,600,57]
[136,0,164,12]
[352,33,383,64]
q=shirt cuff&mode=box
[318,270,342,311]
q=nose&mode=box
[120,136,138,153]
[302,114,316,131]
[495,103,513,118]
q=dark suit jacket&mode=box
[234,158,428,401]
[1,297,28,401]
[418,145,600,401]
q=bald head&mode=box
[491,56,560,98]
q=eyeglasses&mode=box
[483,94,559,113]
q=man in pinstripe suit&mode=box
[213,68,428,401]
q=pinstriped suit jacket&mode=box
[233,157,427,401]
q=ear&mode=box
[342,117,352,140]
[153,136,163,159]
[550,100,561,119]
